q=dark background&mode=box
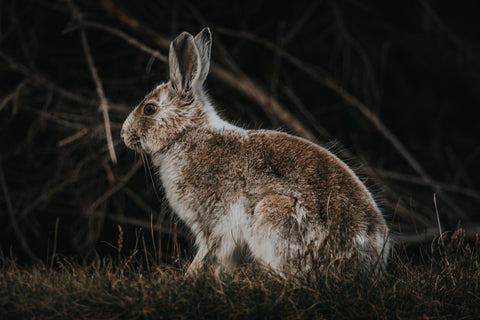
[1,0,479,264]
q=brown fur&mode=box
[171,128,385,241]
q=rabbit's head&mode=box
[121,28,212,154]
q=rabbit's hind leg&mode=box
[189,202,251,276]
[248,194,308,273]
[187,233,243,276]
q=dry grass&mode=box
[1,0,480,266]
[1,229,479,320]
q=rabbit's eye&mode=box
[143,104,158,116]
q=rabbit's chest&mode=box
[156,153,245,223]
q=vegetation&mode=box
[1,229,479,319]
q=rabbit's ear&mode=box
[194,28,212,85]
[169,32,200,93]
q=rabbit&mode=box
[121,27,390,276]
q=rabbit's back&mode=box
[164,128,377,215]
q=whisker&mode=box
[142,153,162,202]
[145,156,161,202]
[140,153,150,186]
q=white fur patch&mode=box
[293,201,307,225]
[155,90,170,106]
[211,200,250,265]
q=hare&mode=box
[121,28,389,276]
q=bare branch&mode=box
[395,226,480,245]
[65,0,117,164]
[103,213,189,239]
[282,0,322,45]
[57,127,90,147]
[0,80,28,112]
[79,31,117,163]
[0,52,131,115]
[0,51,93,105]
[84,21,167,62]
[122,187,159,217]
[86,161,143,216]
[376,169,480,201]
[19,176,78,221]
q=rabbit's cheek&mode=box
[139,126,168,154]
[140,143,154,154]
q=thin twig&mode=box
[283,86,332,141]
[25,106,84,130]
[79,30,117,164]
[0,51,131,115]
[19,176,78,221]
[184,1,244,75]
[65,0,117,164]
[0,51,92,105]
[122,187,159,216]
[86,161,143,216]
[84,21,167,62]
[212,65,318,141]
[282,0,322,45]
[376,169,480,201]
[103,212,188,239]
[50,217,60,268]
[99,0,170,48]
[394,226,480,245]
[57,127,90,147]
[0,80,28,112]
[329,0,380,108]
[433,194,444,246]
[418,0,461,49]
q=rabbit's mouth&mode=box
[131,141,142,152]
[123,133,142,152]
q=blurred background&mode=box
[1,0,479,264]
